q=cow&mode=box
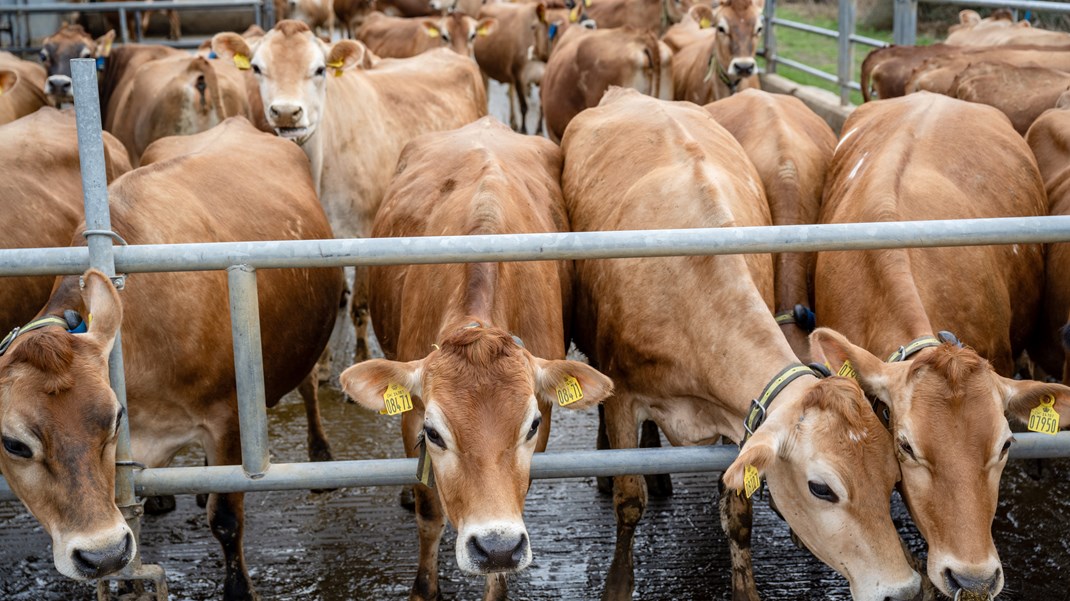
[810,92,1070,599]
[0,61,48,125]
[38,24,115,105]
[287,0,337,37]
[860,43,957,102]
[541,26,671,143]
[430,0,482,15]
[211,20,486,363]
[341,115,613,601]
[358,11,494,59]
[906,46,1070,96]
[97,43,184,126]
[671,0,763,104]
[661,4,715,52]
[0,118,342,600]
[474,2,550,133]
[584,0,694,32]
[946,9,1070,46]
[950,62,1070,135]
[704,89,836,362]
[0,109,131,335]
[377,0,434,17]
[1025,101,1070,383]
[562,87,922,601]
[0,50,47,88]
[104,54,253,164]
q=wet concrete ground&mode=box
[2,84,1069,600]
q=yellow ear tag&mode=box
[380,383,413,415]
[555,375,583,406]
[104,40,113,55]
[583,0,591,6]
[836,359,857,381]
[699,17,712,28]
[233,53,251,70]
[569,5,581,22]
[477,24,490,36]
[742,464,761,498]
[426,26,440,38]
[1028,394,1060,435]
[326,59,344,77]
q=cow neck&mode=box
[303,74,376,199]
[864,260,936,360]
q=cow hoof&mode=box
[645,473,673,498]
[596,475,613,495]
[142,495,177,515]
[399,485,416,512]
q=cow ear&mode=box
[340,358,424,413]
[536,3,547,23]
[476,17,497,36]
[531,357,613,411]
[724,429,779,493]
[421,20,441,38]
[0,70,16,94]
[691,5,715,28]
[94,30,116,57]
[212,32,254,69]
[752,0,764,11]
[80,269,122,358]
[998,377,1070,430]
[809,328,910,407]
[326,40,367,73]
[959,9,981,25]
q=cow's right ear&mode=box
[809,328,909,406]
[958,9,981,25]
[536,2,547,24]
[690,5,715,28]
[531,358,613,411]
[420,19,441,38]
[95,30,116,57]
[326,40,367,74]
[0,70,16,95]
[79,269,123,358]
[211,32,254,70]
[340,359,424,413]
[723,429,779,494]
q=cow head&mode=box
[211,20,364,145]
[725,376,922,601]
[0,270,133,581]
[812,328,1070,598]
[712,0,763,83]
[39,24,115,104]
[341,322,613,574]
[422,12,496,58]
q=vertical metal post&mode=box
[265,0,276,29]
[255,0,263,29]
[762,0,777,74]
[119,8,129,45]
[134,10,143,42]
[837,0,855,106]
[893,0,918,46]
[227,265,271,478]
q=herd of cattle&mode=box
[1,1,1070,601]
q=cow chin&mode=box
[455,520,532,575]
[275,125,315,146]
[52,522,136,581]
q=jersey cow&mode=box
[212,20,486,362]
[358,11,494,59]
[705,89,836,361]
[671,0,763,103]
[563,88,921,601]
[946,9,1070,46]
[474,1,550,134]
[342,117,612,601]
[0,118,341,600]
[950,62,1070,135]
[812,93,1070,599]
[38,24,115,105]
[906,46,1070,96]
[584,0,694,32]
[0,52,48,124]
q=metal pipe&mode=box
[770,17,838,39]
[118,8,129,45]
[848,33,888,48]
[837,0,856,105]
[227,266,271,479]
[0,0,263,13]
[893,0,918,46]
[772,56,840,83]
[761,0,777,74]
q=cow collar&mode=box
[0,312,88,356]
[741,363,814,445]
[885,334,942,363]
[704,52,740,96]
[774,304,816,332]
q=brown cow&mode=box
[358,11,494,59]
[541,26,671,142]
[1026,103,1070,383]
[671,0,763,103]
[0,50,47,88]
[907,46,1070,96]
[811,92,1070,599]
[377,0,434,17]
[0,109,131,335]
[212,20,486,362]
[38,24,115,104]
[584,0,693,32]
[342,116,612,601]
[661,4,715,52]
[105,54,253,164]
[947,9,1070,46]
[951,62,1070,135]
[0,118,341,599]
[0,69,48,125]
[97,43,184,126]
[563,87,921,601]
[860,43,957,101]
[705,89,836,361]
[474,2,550,133]
[287,0,337,37]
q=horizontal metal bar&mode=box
[0,1,261,14]
[762,55,840,82]
[919,0,1070,14]
[849,33,889,48]
[2,217,1069,277]
[771,17,839,39]
[0,432,1067,500]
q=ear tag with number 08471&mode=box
[556,376,583,406]
[380,383,413,416]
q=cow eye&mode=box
[717,23,728,34]
[898,440,917,461]
[425,426,446,449]
[252,64,262,76]
[2,436,32,459]
[314,65,326,77]
[39,50,49,63]
[999,438,1013,460]
[808,481,839,503]
[526,416,541,441]
[115,406,126,436]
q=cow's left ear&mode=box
[724,428,779,494]
[536,2,547,24]
[211,32,254,69]
[998,376,1070,430]
[95,30,116,58]
[531,357,613,410]
[0,70,16,95]
[421,20,441,38]
[80,269,123,358]
[476,18,497,36]
[326,40,367,74]
[340,358,424,413]
[752,0,765,11]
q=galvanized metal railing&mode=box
[893,0,1070,46]
[2,58,1070,595]
[762,0,888,106]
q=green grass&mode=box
[761,3,937,105]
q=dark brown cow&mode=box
[860,43,957,101]
[951,62,1070,135]
[0,118,341,599]
[541,26,672,142]
[671,0,763,103]
[358,11,494,59]
[563,87,920,601]
[342,116,612,601]
[812,92,1070,599]
[474,1,550,133]
[0,109,131,335]
[38,24,115,104]
[705,89,836,361]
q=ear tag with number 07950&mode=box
[1028,394,1060,436]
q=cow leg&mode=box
[351,266,371,363]
[206,427,258,601]
[168,10,181,40]
[482,573,508,601]
[601,395,645,601]
[719,478,760,601]
[595,405,613,495]
[507,84,521,132]
[516,84,529,135]
[640,420,673,498]
[411,484,445,601]
[298,357,333,463]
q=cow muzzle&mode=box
[54,523,136,580]
[45,75,74,102]
[268,102,313,143]
[728,58,756,78]
[457,521,531,574]
[945,566,1002,599]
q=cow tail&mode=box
[188,56,225,117]
[860,48,878,102]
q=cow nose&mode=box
[466,531,528,571]
[70,532,133,578]
[269,103,303,125]
[732,59,756,77]
[946,567,1001,595]
[45,75,72,96]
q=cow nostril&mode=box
[70,532,133,578]
[467,531,528,570]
